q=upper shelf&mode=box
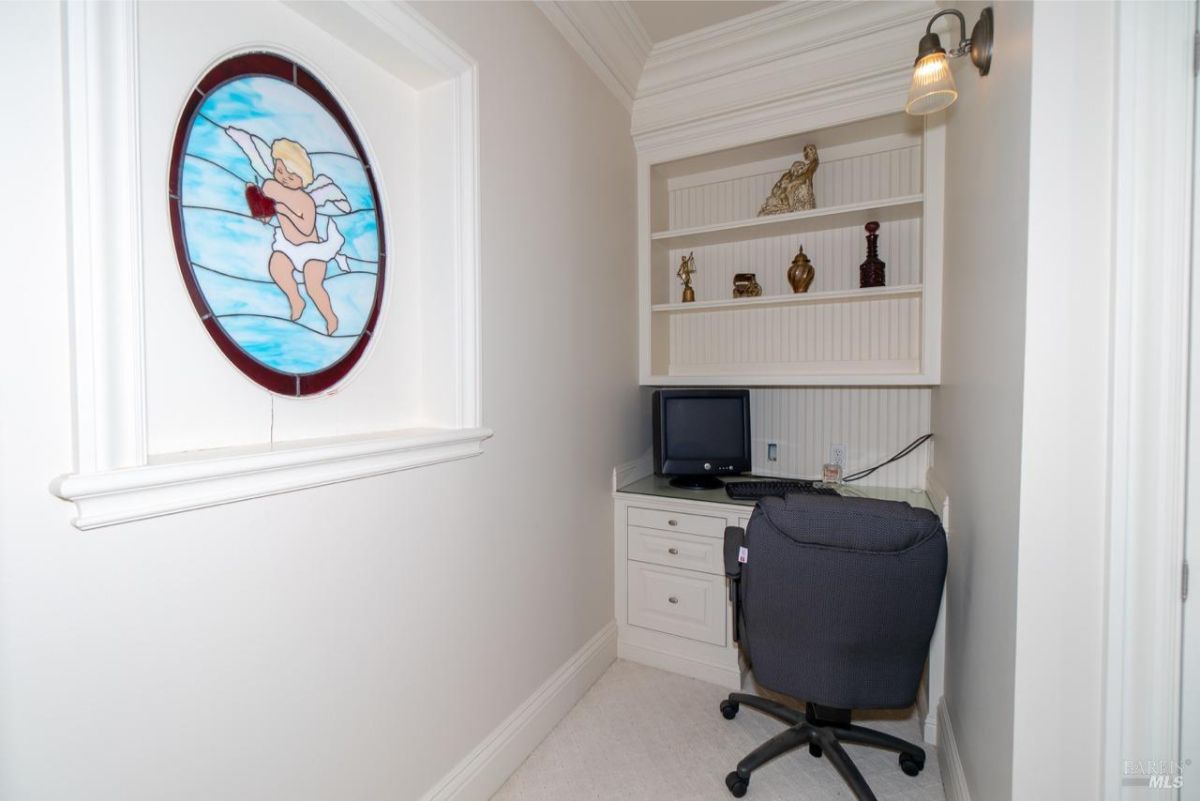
[651,195,923,248]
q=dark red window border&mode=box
[168,52,386,397]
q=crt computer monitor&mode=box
[652,389,751,489]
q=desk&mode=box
[612,471,946,745]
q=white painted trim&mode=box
[640,373,936,388]
[616,638,741,690]
[631,1,937,156]
[920,115,945,384]
[63,0,147,474]
[55,1,487,526]
[612,450,652,493]
[651,195,924,246]
[1102,3,1195,797]
[652,284,923,314]
[919,468,949,745]
[417,622,617,801]
[937,697,972,801]
[536,0,649,112]
[50,427,493,530]
[638,1,930,97]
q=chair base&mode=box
[718,693,926,801]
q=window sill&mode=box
[51,427,493,530]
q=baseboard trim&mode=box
[617,638,742,689]
[418,621,618,801]
[937,697,972,801]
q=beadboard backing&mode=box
[667,296,921,377]
[666,143,921,230]
[750,387,932,488]
[664,217,921,302]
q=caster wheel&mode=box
[720,700,740,720]
[809,743,822,758]
[899,753,925,777]
[725,771,749,798]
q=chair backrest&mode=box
[739,493,946,711]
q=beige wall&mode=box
[0,3,640,799]
[1011,3,1114,798]
[935,3,1120,799]
[931,3,1033,801]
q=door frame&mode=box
[1103,2,1196,798]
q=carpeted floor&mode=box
[492,659,945,801]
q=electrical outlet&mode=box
[830,443,847,468]
[767,442,778,462]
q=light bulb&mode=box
[906,52,958,115]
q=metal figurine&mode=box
[859,221,886,288]
[677,252,697,303]
[732,273,763,298]
[757,144,819,216]
[787,245,815,293]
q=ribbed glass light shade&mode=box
[906,52,957,115]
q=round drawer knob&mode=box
[668,519,678,526]
[668,547,679,555]
[668,596,679,604]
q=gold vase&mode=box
[787,246,815,293]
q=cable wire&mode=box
[841,433,933,483]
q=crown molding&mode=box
[632,0,939,155]
[537,0,651,111]
[537,0,940,153]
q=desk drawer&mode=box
[628,506,726,539]
[628,526,723,576]
[628,562,726,646]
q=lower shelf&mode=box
[651,284,921,313]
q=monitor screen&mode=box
[664,397,747,461]
[652,389,750,487]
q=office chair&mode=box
[720,494,947,801]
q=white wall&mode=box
[1010,3,1114,798]
[930,3,1033,801]
[934,4,1121,800]
[0,3,640,799]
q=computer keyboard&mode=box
[725,480,840,501]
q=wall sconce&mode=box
[905,7,993,116]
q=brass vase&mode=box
[787,246,815,293]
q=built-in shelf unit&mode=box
[639,113,944,386]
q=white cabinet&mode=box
[637,113,945,386]
[614,492,748,690]
[613,471,948,743]
[628,526,724,575]
[628,562,727,647]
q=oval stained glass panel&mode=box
[168,53,385,396]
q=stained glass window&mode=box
[168,53,385,396]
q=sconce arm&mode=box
[925,8,972,58]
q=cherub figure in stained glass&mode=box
[228,130,352,335]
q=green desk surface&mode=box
[616,473,935,513]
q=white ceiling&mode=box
[628,1,781,44]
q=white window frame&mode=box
[51,1,487,530]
